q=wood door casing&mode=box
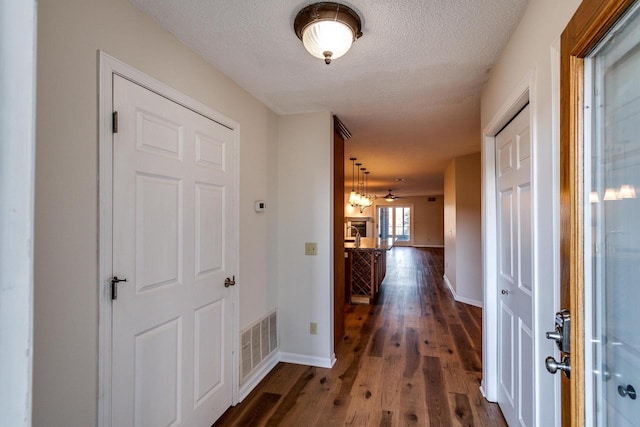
[333,118,345,348]
[560,1,635,425]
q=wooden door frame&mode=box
[333,117,346,348]
[560,1,636,425]
[97,51,241,427]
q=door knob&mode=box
[618,384,637,400]
[224,276,236,288]
[545,355,571,378]
[501,289,509,295]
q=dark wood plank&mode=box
[449,323,482,372]
[264,367,316,426]
[368,320,388,357]
[423,355,452,427]
[379,410,393,427]
[403,327,420,378]
[233,392,281,427]
[452,392,475,427]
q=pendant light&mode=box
[355,162,362,206]
[348,157,358,205]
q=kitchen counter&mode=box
[344,237,396,251]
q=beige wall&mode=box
[443,153,481,305]
[411,196,444,247]
[35,0,280,425]
[454,153,482,303]
[444,162,456,288]
[277,112,334,362]
[345,194,444,246]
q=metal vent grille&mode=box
[240,310,278,381]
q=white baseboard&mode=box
[413,244,445,248]
[443,274,456,297]
[456,295,483,308]
[238,351,280,402]
[278,351,336,369]
[443,274,483,308]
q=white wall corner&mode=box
[443,274,456,298]
[443,275,483,308]
[278,351,336,369]
[455,295,483,308]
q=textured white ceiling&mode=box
[129,0,528,196]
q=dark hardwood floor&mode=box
[214,247,506,426]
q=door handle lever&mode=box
[224,276,236,288]
[110,276,128,300]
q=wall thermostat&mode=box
[254,201,266,212]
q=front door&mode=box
[111,75,237,426]
[496,104,534,427]
[560,0,639,425]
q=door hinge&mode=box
[112,111,118,133]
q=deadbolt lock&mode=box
[546,309,571,354]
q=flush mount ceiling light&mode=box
[294,2,363,65]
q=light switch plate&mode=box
[305,242,317,256]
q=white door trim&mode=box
[97,51,240,427]
[0,2,37,426]
[482,67,561,427]
[481,73,531,403]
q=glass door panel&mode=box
[585,3,640,425]
[394,207,410,242]
[377,205,411,244]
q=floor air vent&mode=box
[241,310,277,381]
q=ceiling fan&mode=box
[381,189,405,201]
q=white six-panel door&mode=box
[111,75,236,426]
[496,104,534,427]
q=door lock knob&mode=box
[224,276,236,288]
[546,330,562,342]
[545,355,571,378]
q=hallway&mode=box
[214,247,506,426]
